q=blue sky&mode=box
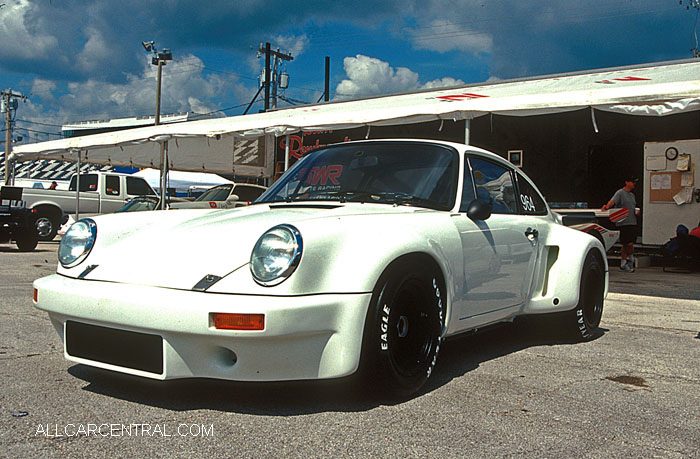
[0,0,694,144]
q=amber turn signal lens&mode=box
[213,313,264,330]
[33,288,38,303]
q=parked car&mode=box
[116,195,193,213]
[168,183,267,209]
[116,196,160,213]
[21,172,156,241]
[33,139,607,398]
[553,211,620,251]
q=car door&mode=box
[69,174,100,214]
[99,174,123,213]
[452,155,539,327]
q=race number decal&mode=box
[520,194,536,213]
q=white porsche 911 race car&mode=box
[33,139,608,397]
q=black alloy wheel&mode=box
[360,259,445,398]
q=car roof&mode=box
[337,138,510,165]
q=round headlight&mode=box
[250,224,302,286]
[58,219,97,268]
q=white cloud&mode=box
[76,28,114,74]
[335,55,420,99]
[423,77,465,89]
[273,34,310,57]
[409,19,493,54]
[335,55,464,99]
[0,0,58,60]
[19,54,248,135]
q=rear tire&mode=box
[359,260,445,398]
[566,251,605,341]
[15,231,38,252]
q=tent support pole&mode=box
[590,107,599,133]
[160,141,169,210]
[465,119,471,145]
[284,134,290,172]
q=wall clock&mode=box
[665,147,678,160]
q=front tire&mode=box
[34,214,58,241]
[566,251,605,341]
[360,260,445,398]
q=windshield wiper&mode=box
[349,191,429,207]
[329,190,439,208]
[325,190,377,203]
[278,190,440,208]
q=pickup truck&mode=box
[169,183,267,210]
[21,171,156,240]
[0,186,39,251]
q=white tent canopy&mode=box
[11,59,700,175]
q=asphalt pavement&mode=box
[1,241,699,457]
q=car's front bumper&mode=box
[33,274,371,382]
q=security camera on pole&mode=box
[141,41,172,209]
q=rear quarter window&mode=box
[514,171,548,215]
[468,157,518,215]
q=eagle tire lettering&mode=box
[427,277,444,378]
[380,304,390,351]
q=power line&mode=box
[189,101,256,118]
[16,118,64,128]
[278,94,310,106]
[17,127,62,137]
[310,3,677,51]
[284,0,673,52]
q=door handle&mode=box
[525,227,539,240]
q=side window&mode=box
[459,155,476,212]
[514,172,548,215]
[105,175,120,196]
[69,174,98,192]
[233,185,265,202]
[126,177,156,196]
[469,157,517,214]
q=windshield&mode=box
[194,184,233,202]
[258,142,459,210]
[117,197,158,212]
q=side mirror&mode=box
[226,194,240,203]
[467,199,492,221]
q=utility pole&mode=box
[324,56,330,102]
[2,89,25,185]
[264,43,270,111]
[258,42,293,112]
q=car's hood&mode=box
[66,202,426,290]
